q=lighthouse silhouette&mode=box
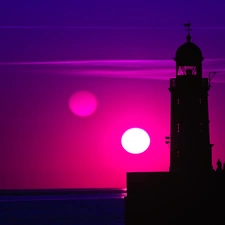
[125,23,225,225]
[169,22,213,173]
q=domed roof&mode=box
[175,35,203,65]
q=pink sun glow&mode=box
[69,90,97,117]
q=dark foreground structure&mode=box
[125,23,225,224]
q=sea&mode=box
[0,188,126,225]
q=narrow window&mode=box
[199,98,202,104]
[177,98,180,104]
[177,151,180,157]
[177,123,180,133]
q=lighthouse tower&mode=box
[169,23,213,173]
[125,23,225,225]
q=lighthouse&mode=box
[169,22,213,173]
[125,23,225,225]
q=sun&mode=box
[121,128,150,154]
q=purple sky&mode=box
[1,0,225,189]
[0,0,225,62]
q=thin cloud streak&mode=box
[0,26,225,30]
[1,59,225,66]
[1,59,225,82]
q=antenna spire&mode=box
[183,21,192,42]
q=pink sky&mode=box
[1,60,225,189]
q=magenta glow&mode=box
[69,91,97,117]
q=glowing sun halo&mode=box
[69,90,97,117]
[121,128,150,154]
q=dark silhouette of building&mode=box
[169,28,213,174]
[125,23,225,225]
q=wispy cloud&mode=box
[0,26,225,30]
[1,59,225,82]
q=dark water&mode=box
[0,189,126,225]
